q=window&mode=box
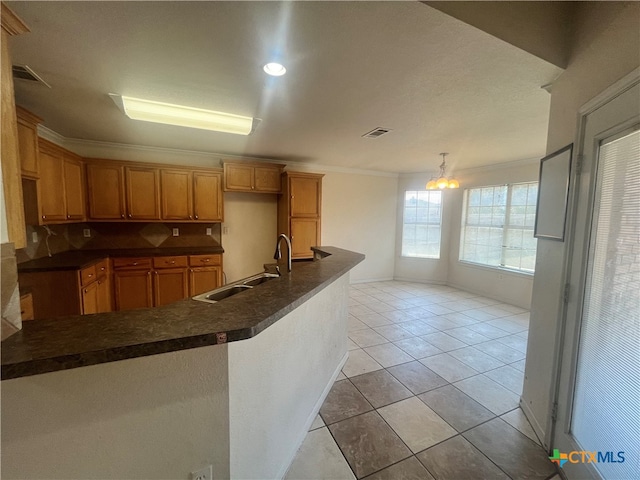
[460,182,538,273]
[402,190,442,258]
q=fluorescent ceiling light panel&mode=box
[110,94,254,135]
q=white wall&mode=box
[321,170,398,282]
[222,192,278,283]
[394,160,539,308]
[228,273,349,479]
[447,160,540,309]
[1,270,350,480]
[1,344,231,480]
[394,174,451,284]
[523,1,640,447]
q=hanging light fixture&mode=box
[426,153,459,190]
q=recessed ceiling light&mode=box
[108,94,254,135]
[263,62,286,77]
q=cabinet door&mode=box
[17,115,39,178]
[224,164,253,191]
[290,176,321,217]
[189,267,222,296]
[290,218,319,259]
[193,172,223,221]
[254,166,281,193]
[125,166,160,220]
[154,268,189,306]
[114,270,153,311]
[87,164,126,220]
[63,157,86,220]
[96,276,112,313]
[38,147,67,222]
[160,169,192,220]
[81,281,99,315]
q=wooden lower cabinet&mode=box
[81,281,99,315]
[290,218,320,259]
[114,269,153,311]
[189,266,222,296]
[154,268,189,306]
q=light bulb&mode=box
[436,177,449,189]
[448,179,460,189]
[426,180,437,190]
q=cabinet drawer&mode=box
[95,258,109,277]
[188,254,222,266]
[153,256,188,269]
[80,265,97,286]
[112,257,153,270]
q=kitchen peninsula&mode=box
[1,246,364,479]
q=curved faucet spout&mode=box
[273,234,292,274]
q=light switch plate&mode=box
[172,228,179,237]
[206,227,212,236]
[83,228,91,238]
[191,465,212,480]
[32,231,38,243]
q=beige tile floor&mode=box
[286,280,559,480]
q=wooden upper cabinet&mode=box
[161,169,193,220]
[193,171,223,222]
[290,175,322,217]
[38,140,67,222]
[223,162,283,193]
[125,166,160,220]
[277,171,324,260]
[16,107,41,178]
[63,154,85,221]
[86,163,126,220]
[254,166,281,193]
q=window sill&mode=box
[400,255,441,260]
[457,260,534,277]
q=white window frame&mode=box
[401,190,442,259]
[459,182,538,274]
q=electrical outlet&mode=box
[206,227,212,236]
[222,226,229,235]
[172,228,179,237]
[83,228,91,238]
[191,465,212,480]
[31,231,38,243]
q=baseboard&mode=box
[447,280,531,309]
[392,276,448,286]
[278,350,349,479]
[350,277,394,284]
[520,398,548,451]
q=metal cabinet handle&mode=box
[88,274,93,278]
[67,215,71,219]
[194,214,199,219]
[121,214,125,219]
[42,215,46,219]
[128,214,132,219]
[132,262,138,266]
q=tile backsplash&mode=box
[17,222,222,263]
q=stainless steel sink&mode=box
[193,272,279,304]
[241,272,279,286]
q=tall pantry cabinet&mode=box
[277,172,324,260]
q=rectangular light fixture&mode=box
[109,94,254,135]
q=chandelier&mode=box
[426,153,459,190]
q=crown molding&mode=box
[1,3,29,36]
[36,126,399,178]
[398,155,540,178]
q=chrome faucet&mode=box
[273,233,292,275]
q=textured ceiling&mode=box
[8,1,562,173]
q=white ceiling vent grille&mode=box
[362,127,391,138]
[12,65,51,88]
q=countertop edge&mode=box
[2,246,364,380]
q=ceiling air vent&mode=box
[12,64,51,88]
[362,127,391,139]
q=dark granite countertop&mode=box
[17,246,225,272]
[2,247,364,380]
